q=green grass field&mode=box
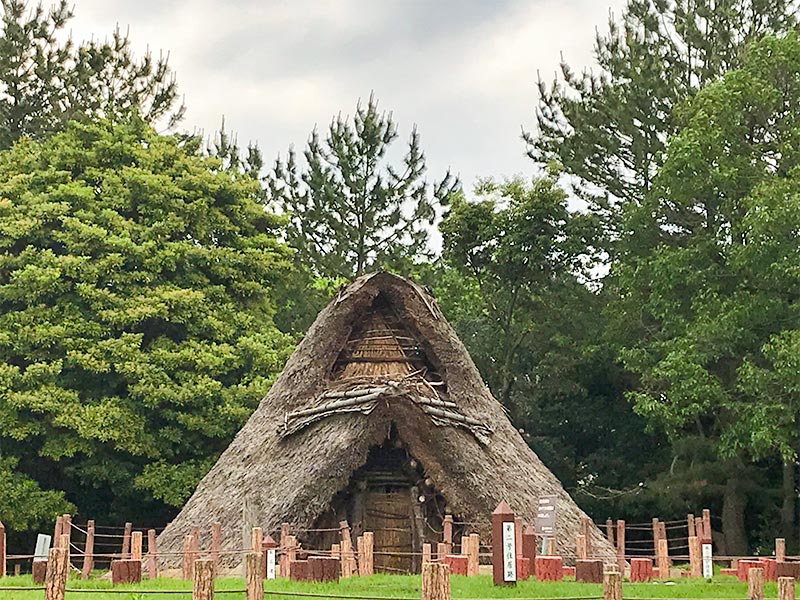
[0,572,770,600]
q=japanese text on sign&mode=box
[701,543,712,579]
[535,495,557,536]
[267,547,276,579]
[502,521,517,582]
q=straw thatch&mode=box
[157,272,617,566]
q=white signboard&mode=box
[34,534,51,559]
[266,548,276,579]
[502,521,517,582]
[701,543,713,578]
[535,495,557,536]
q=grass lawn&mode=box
[0,573,769,600]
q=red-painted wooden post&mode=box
[491,501,516,586]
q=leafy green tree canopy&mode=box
[0,117,292,528]
[609,32,800,553]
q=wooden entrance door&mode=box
[364,490,414,573]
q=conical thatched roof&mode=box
[158,272,616,566]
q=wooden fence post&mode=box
[362,532,374,575]
[687,514,696,537]
[522,525,537,569]
[604,570,622,600]
[246,552,263,600]
[357,536,364,575]
[437,542,447,561]
[286,535,297,576]
[182,534,193,580]
[616,520,625,569]
[147,529,158,579]
[421,562,451,600]
[279,523,290,578]
[748,567,765,600]
[193,558,214,600]
[44,546,68,600]
[443,515,453,555]
[652,518,660,551]
[702,509,711,542]
[468,533,480,576]
[605,519,614,545]
[581,516,592,558]
[778,577,796,600]
[0,521,5,578]
[53,515,63,547]
[339,521,355,577]
[545,538,555,556]
[777,539,786,562]
[122,522,132,559]
[251,527,263,552]
[131,531,143,562]
[81,520,95,579]
[62,514,71,560]
[657,538,669,578]
[577,535,588,561]
[211,522,221,576]
[423,544,432,565]
[688,536,701,577]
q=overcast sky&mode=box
[67,0,626,192]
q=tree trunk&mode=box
[722,470,748,556]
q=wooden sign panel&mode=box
[535,496,557,536]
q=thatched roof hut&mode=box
[158,272,616,570]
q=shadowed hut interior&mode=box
[306,426,452,573]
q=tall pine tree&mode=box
[0,0,184,149]
[527,0,797,244]
[269,94,457,279]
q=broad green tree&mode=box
[0,0,184,150]
[434,178,666,507]
[269,94,457,279]
[439,177,597,407]
[527,0,796,243]
[0,117,292,528]
[609,32,800,552]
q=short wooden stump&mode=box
[575,559,603,583]
[630,558,654,582]
[535,556,563,581]
[760,558,777,581]
[776,561,800,579]
[289,559,311,581]
[111,559,142,584]
[516,557,531,580]
[32,559,47,584]
[309,556,339,582]
[445,555,468,576]
[738,560,762,582]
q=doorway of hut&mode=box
[308,426,448,574]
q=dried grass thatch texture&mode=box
[157,272,616,565]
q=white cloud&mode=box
[66,0,626,190]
